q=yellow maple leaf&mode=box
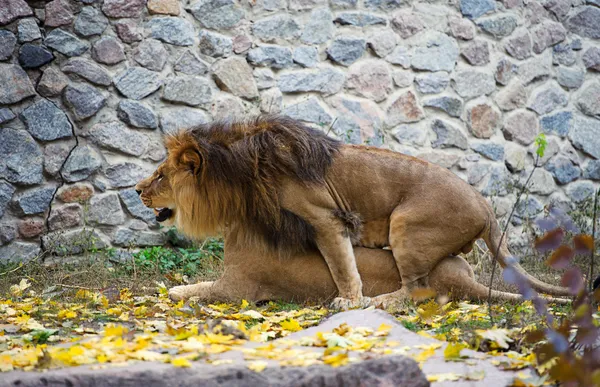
[280,319,302,332]
[427,373,462,382]
[443,342,467,361]
[374,323,392,337]
[104,324,128,337]
[323,352,349,367]
[58,310,77,320]
[171,357,192,367]
[241,299,249,309]
[415,347,436,362]
[247,360,268,372]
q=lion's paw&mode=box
[367,292,409,310]
[330,296,372,311]
[168,285,191,301]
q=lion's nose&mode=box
[136,190,142,195]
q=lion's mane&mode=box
[165,115,340,253]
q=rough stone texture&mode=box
[42,229,108,256]
[120,189,155,223]
[63,83,106,120]
[21,99,71,141]
[17,18,41,42]
[0,108,15,124]
[293,46,318,68]
[283,97,332,125]
[541,111,572,137]
[414,72,449,94]
[114,19,143,43]
[0,30,17,61]
[530,21,566,54]
[18,218,45,238]
[577,82,600,118]
[0,128,43,185]
[329,96,384,145]
[38,68,69,97]
[477,15,517,37]
[44,141,74,176]
[566,6,600,39]
[527,83,568,115]
[92,36,125,64]
[12,186,55,215]
[556,67,584,90]
[134,39,168,71]
[18,43,53,69]
[495,81,526,111]
[114,67,162,100]
[411,32,459,72]
[0,242,40,263]
[584,160,600,180]
[423,96,463,118]
[248,46,293,69]
[495,58,516,86]
[546,155,581,184]
[146,17,195,46]
[345,60,392,102]
[74,6,108,36]
[62,58,111,86]
[0,223,17,245]
[0,0,32,26]
[302,8,334,44]
[148,0,179,15]
[431,119,468,150]
[113,228,166,246]
[175,51,209,75]
[88,192,125,226]
[566,180,595,203]
[105,162,150,188]
[326,36,366,66]
[451,70,495,100]
[0,181,16,218]
[449,17,475,40]
[336,11,386,26]
[583,47,600,71]
[160,107,209,134]
[0,64,35,104]
[198,31,232,57]
[57,183,94,203]
[117,100,157,129]
[102,0,146,18]
[569,115,600,159]
[505,29,532,60]
[260,88,282,113]
[163,76,212,106]
[392,70,414,88]
[503,110,539,145]
[462,40,489,65]
[367,30,398,58]
[385,90,424,127]
[89,121,149,156]
[460,0,495,19]
[62,145,102,183]
[45,29,89,57]
[391,11,425,39]
[189,0,244,29]
[467,101,500,139]
[48,203,82,231]
[232,34,252,54]
[213,57,258,99]
[252,14,301,42]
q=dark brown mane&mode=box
[165,115,340,253]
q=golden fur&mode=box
[136,115,570,309]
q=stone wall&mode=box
[0,0,599,262]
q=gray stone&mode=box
[471,141,504,161]
[385,90,424,126]
[283,97,332,125]
[419,151,460,169]
[565,6,600,39]
[293,46,318,68]
[248,46,293,69]
[289,0,327,11]
[367,30,398,58]
[0,108,15,124]
[113,228,166,247]
[431,119,468,150]
[17,18,40,42]
[114,67,163,100]
[0,128,43,185]
[44,141,74,176]
[211,95,246,119]
[504,29,532,60]
[517,56,551,85]
[147,17,195,46]
[528,136,559,165]
[577,82,600,118]
[448,17,475,40]
[133,39,168,71]
[0,64,35,104]
[557,67,584,90]
[114,19,143,43]
[584,160,600,180]
[411,32,459,72]
[0,223,17,245]
[523,168,556,195]
[345,60,392,102]
[460,0,495,19]
[0,242,40,264]
[174,51,209,75]
[92,36,125,64]
[163,76,212,106]
[476,15,517,37]
[44,0,79,28]
[198,30,233,57]
[503,110,539,145]
[160,107,209,134]
[451,70,495,100]
[422,96,463,118]
[515,196,543,219]
[505,142,528,172]
[17,218,45,238]
[495,81,526,111]
[571,38,582,50]
[233,35,252,54]
[48,203,82,230]
[392,70,413,88]
[21,99,71,141]
[117,100,157,129]
[101,0,145,18]
[552,42,576,67]
[74,6,108,36]
[253,68,275,90]
[212,56,258,99]
[89,121,149,156]
[0,30,16,61]
[63,83,106,120]
[120,189,156,223]
[461,40,489,66]
[331,0,357,8]
[391,11,425,39]
[62,58,111,86]
[62,145,102,182]
[105,162,150,188]
[0,0,32,26]
[482,164,511,196]
[326,36,366,66]
[12,186,55,215]
[329,96,384,145]
[540,111,572,137]
[45,29,89,57]
[335,11,386,26]
[530,21,566,54]
[569,115,600,159]
[364,0,405,10]
[385,46,411,68]
[583,47,600,71]
[279,67,345,95]
[415,72,449,94]
[42,228,108,256]
[301,8,334,45]
[390,124,427,147]
[189,0,244,29]
[495,58,516,86]
[88,192,125,226]
[260,88,283,114]
[18,43,53,68]
[545,155,581,184]
[0,181,15,218]
[566,180,595,203]
[38,68,69,97]
[466,101,501,138]
[252,14,301,42]
[527,83,568,115]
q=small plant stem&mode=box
[589,189,599,292]
[487,160,539,324]
[55,283,101,291]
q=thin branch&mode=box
[589,189,599,292]
[54,283,102,291]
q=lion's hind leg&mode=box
[169,281,218,301]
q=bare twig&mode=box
[55,283,102,291]
[326,117,338,137]
[487,158,539,324]
[589,189,599,292]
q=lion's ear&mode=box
[179,148,203,175]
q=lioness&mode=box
[136,115,570,309]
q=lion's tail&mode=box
[455,276,571,304]
[482,208,572,297]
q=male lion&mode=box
[136,115,570,309]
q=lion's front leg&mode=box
[169,281,220,302]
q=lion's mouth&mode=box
[154,208,174,222]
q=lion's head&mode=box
[135,162,176,225]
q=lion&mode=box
[135,162,569,305]
[135,115,571,309]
